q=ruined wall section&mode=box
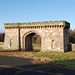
[4,28,19,49]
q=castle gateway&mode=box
[4,21,70,52]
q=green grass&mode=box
[32,43,75,68]
[0,43,75,68]
[0,47,19,52]
[31,43,75,68]
[32,43,41,50]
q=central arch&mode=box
[22,31,42,51]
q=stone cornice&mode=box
[4,21,70,28]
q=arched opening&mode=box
[25,32,41,51]
[10,39,12,47]
[52,40,55,49]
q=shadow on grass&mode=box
[25,49,41,52]
[0,55,33,75]
[0,47,41,52]
[0,49,20,52]
[0,55,33,67]
[0,47,20,52]
[0,55,75,75]
[0,67,18,75]
[16,59,75,75]
[53,59,75,68]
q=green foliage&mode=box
[32,34,41,44]
[69,29,75,43]
[0,33,5,42]
[32,43,41,50]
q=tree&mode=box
[69,29,75,43]
[36,36,41,44]
[32,34,41,44]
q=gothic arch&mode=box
[23,30,42,38]
[22,30,42,51]
[4,21,70,52]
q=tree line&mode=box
[69,29,75,43]
[0,33,5,42]
[0,29,75,43]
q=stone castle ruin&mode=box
[4,21,70,52]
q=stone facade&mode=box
[4,21,70,52]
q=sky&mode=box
[0,0,75,32]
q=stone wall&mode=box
[20,26,64,52]
[71,44,75,51]
[4,20,70,52]
[41,28,64,52]
[68,44,75,51]
[4,28,19,49]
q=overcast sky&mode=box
[0,0,75,32]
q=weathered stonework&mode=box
[4,21,70,52]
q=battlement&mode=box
[4,20,70,28]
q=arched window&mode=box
[10,39,12,46]
[52,40,55,49]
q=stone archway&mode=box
[22,31,42,51]
[4,21,70,52]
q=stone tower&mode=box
[4,21,70,52]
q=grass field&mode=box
[31,51,75,68]
[0,47,19,52]
[32,43,41,50]
[0,43,75,69]
[32,44,75,68]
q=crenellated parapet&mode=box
[4,20,70,28]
